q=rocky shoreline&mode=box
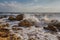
[0,14,60,40]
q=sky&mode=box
[0,0,60,12]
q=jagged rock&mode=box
[8,16,16,21]
[0,23,9,28]
[10,34,23,40]
[18,20,33,27]
[51,20,59,23]
[0,28,10,37]
[0,16,7,19]
[44,25,58,32]
[44,20,60,32]
[28,38,36,40]
[0,16,3,19]
[12,25,23,30]
[12,27,23,31]
[0,28,10,40]
[12,25,18,27]
[0,36,10,40]
[57,36,60,40]
[48,20,60,31]
[16,14,24,21]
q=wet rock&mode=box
[48,20,60,31]
[18,20,33,27]
[57,36,60,40]
[28,38,36,40]
[0,36,10,40]
[0,16,3,19]
[0,23,9,28]
[8,16,16,21]
[0,16,7,19]
[16,14,24,21]
[44,20,60,32]
[0,28,10,40]
[44,25,58,32]
[0,28,10,38]
[5,23,9,27]
[12,25,23,31]
[10,34,23,40]
[51,20,59,23]
[12,25,18,27]
[12,27,23,31]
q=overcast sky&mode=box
[0,0,60,12]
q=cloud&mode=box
[0,1,60,12]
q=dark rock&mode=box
[57,36,60,40]
[12,27,23,30]
[16,14,24,21]
[8,16,16,21]
[18,20,33,27]
[44,25,58,32]
[28,38,35,40]
[49,20,60,31]
[51,20,58,23]
[12,25,23,30]
[44,20,60,32]
[12,25,18,27]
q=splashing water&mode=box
[0,13,60,40]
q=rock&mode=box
[44,25,58,32]
[18,20,33,27]
[48,20,60,31]
[0,16,7,19]
[0,28,10,37]
[51,20,59,23]
[28,38,36,40]
[12,25,23,30]
[0,16,3,19]
[10,34,23,40]
[44,20,60,32]
[0,23,9,28]
[57,36,60,40]
[0,28,10,40]
[8,16,16,21]
[12,27,23,31]
[5,23,9,27]
[12,25,18,27]
[16,14,24,21]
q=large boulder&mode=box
[16,14,24,21]
[18,20,33,27]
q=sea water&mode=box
[0,12,60,40]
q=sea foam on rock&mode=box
[23,14,40,27]
[18,14,40,27]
